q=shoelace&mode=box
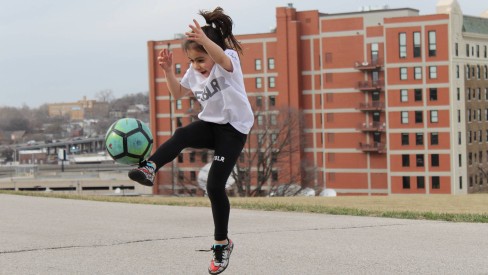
[211,245,225,263]
[196,245,226,263]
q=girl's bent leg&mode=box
[148,120,214,170]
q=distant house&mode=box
[19,149,47,164]
[11,131,26,143]
[127,104,149,114]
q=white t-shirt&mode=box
[180,49,254,134]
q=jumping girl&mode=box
[128,7,253,274]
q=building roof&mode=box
[463,15,488,35]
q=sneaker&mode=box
[128,161,156,186]
[208,239,234,274]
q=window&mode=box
[457,88,460,101]
[268,58,275,70]
[413,32,421,57]
[455,43,459,56]
[372,91,380,101]
[201,151,208,162]
[175,63,181,74]
[401,133,409,145]
[428,31,437,56]
[371,43,379,62]
[269,95,276,107]
[271,133,277,143]
[417,176,425,189]
[466,65,471,79]
[402,154,410,167]
[256,96,262,107]
[415,111,423,123]
[429,88,438,101]
[176,117,182,127]
[485,66,488,79]
[255,77,262,88]
[466,44,470,57]
[189,151,195,163]
[429,66,437,79]
[414,89,422,101]
[399,33,407,58]
[431,154,439,167]
[403,176,410,189]
[257,115,263,125]
[477,65,481,79]
[432,176,440,189]
[416,154,424,167]
[190,171,196,181]
[416,133,424,145]
[268,77,276,88]
[178,171,184,181]
[255,59,262,70]
[178,154,183,163]
[272,170,278,181]
[270,115,277,125]
[414,67,422,80]
[485,45,487,58]
[477,45,480,58]
[459,176,463,189]
[456,65,460,78]
[459,154,462,167]
[458,131,462,145]
[401,89,408,102]
[401,111,409,124]
[431,132,439,145]
[430,110,439,123]
[400,67,408,80]
[458,110,461,122]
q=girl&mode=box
[128,7,253,274]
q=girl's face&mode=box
[186,48,215,78]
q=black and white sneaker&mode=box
[128,161,156,186]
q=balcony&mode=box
[358,142,386,153]
[354,58,383,71]
[357,101,385,112]
[358,79,384,92]
[357,121,386,132]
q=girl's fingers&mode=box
[193,19,201,29]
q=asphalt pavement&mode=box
[0,194,487,275]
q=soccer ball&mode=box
[105,118,153,165]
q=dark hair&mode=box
[183,7,242,54]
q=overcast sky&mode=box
[0,0,484,108]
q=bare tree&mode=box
[95,89,115,103]
[232,106,306,197]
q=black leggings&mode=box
[148,120,247,241]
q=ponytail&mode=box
[183,7,242,54]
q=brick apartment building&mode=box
[147,0,488,195]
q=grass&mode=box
[2,191,488,223]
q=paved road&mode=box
[0,194,487,275]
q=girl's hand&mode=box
[157,49,173,72]
[185,19,210,45]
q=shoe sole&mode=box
[128,170,154,187]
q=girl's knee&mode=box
[206,182,225,197]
